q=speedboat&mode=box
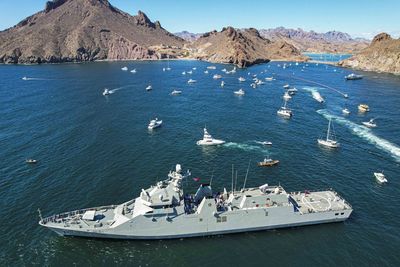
[374,172,387,184]
[187,70,193,74]
[204,70,209,74]
[130,69,137,73]
[103,88,111,96]
[234,89,245,96]
[196,127,225,146]
[192,67,197,70]
[182,71,186,75]
[312,91,325,103]
[362,119,377,128]
[146,85,152,91]
[148,118,162,130]
[283,92,291,101]
[287,88,298,95]
[22,77,28,80]
[121,67,128,71]
[358,104,370,112]
[188,79,196,84]
[207,66,216,70]
[238,77,246,82]
[220,81,225,87]
[283,84,290,89]
[345,73,363,80]
[265,77,273,81]
[342,108,350,115]
[26,159,37,164]
[258,158,279,167]
[213,74,222,79]
[261,141,272,146]
[317,119,340,148]
[277,100,292,118]
[171,90,182,95]
[256,80,264,85]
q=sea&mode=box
[0,59,399,266]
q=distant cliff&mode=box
[339,33,400,74]
[191,27,307,68]
[0,0,185,64]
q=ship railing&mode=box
[40,205,117,224]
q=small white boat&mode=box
[196,127,225,146]
[221,68,227,72]
[163,68,166,71]
[277,100,292,118]
[166,67,171,71]
[221,81,225,87]
[22,77,28,80]
[312,91,325,103]
[187,70,193,74]
[238,77,246,82]
[345,73,363,80]
[362,119,377,128]
[103,88,111,96]
[261,141,272,146]
[207,66,216,70]
[265,77,273,81]
[204,70,209,74]
[213,74,222,79]
[251,83,256,89]
[187,79,197,84]
[171,90,182,95]
[283,92,291,101]
[287,88,298,95]
[121,67,128,71]
[182,71,186,75]
[146,85,152,91]
[192,67,197,70]
[148,118,162,130]
[317,119,340,148]
[26,159,38,164]
[374,172,387,184]
[130,69,137,73]
[234,89,245,96]
[283,84,290,89]
[342,108,350,115]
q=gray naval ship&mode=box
[39,164,352,239]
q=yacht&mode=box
[261,141,272,146]
[258,158,279,167]
[213,74,222,79]
[283,84,290,89]
[342,108,351,115]
[188,79,197,84]
[265,77,273,81]
[374,172,387,184]
[345,73,363,80]
[358,104,370,112]
[312,91,325,103]
[283,92,291,101]
[148,118,162,130]
[121,67,128,71]
[171,90,182,95]
[277,100,292,118]
[238,77,246,82]
[234,89,245,96]
[317,119,340,148]
[146,85,152,91]
[130,69,137,73]
[362,119,377,128]
[221,81,225,87]
[196,128,225,146]
[103,88,111,96]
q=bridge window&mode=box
[217,216,227,223]
[341,212,344,215]
[335,213,339,216]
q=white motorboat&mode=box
[192,67,197,70]
[277,100,292,118]
[261,141,272,146]
[283,84,290,89]
[146,85,152,91]
[374,172,387,184]
[22,77,28,80]
[345,73,363,80]
[362,119,377,128]
[221,68,227,72]
[188,79,197,84]
[171,90,182,95]
[121,67,128,71]
[342,108,350,115]
[26,159,38,164]
[213,74,222,79]
[204,70,209,74]
[251,83,256,89]
[182,71,186,75]
[287,88,298,95]
[196,127,225,146]
[221,81,225,87]
[103,88,111,96]
[130,69,137,73]
[283,92,291,100]
[238,77,246,82]
[265,77,273,81]
[317,119,340,148]
[148,118,162,130]
[234,89,245,96]
[163,68,166,71]
[187,70,193,74]
[207,66,216,70]
[312,91,325,103]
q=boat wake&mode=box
[317,109,400,162]
[109,85,133,93]
[223,142,271,154]
[21,77,50,81]
[302,86,324,94]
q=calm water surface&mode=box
[0,60,399,266]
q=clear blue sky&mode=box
[1,0,399,39]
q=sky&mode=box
[0,0,399,39]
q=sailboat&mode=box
[317,119,340,148]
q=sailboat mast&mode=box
[326,119,331,141]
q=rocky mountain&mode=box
[258,27,369,53]
[0,0,185,63]
[191,27,307,68]
[338,33,400,74]
[174,31,202,42]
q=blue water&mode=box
[303,53,352,62]
[0,60,399,266]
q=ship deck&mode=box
[290,190,351,214]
